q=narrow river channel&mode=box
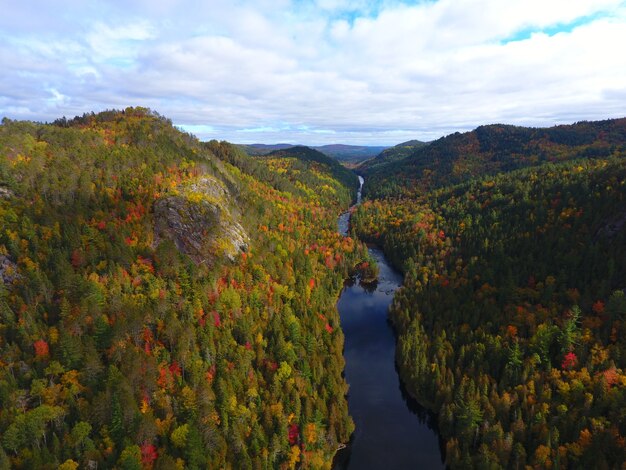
[333,176,445,469]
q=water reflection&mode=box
[358,278,378,293]
[333,248,445,469]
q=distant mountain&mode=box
[314,144,389,163]
[358,139,428,171]
[239,143,295,155]
[238,143,389,164]
[363,118,626,198]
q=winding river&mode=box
[333,177,445,469]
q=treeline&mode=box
[0,108,368,469]
[355,132,626,467]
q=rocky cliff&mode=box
[154,176,249,266]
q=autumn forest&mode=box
[1,108,626,469]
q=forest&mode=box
[3,108,626,469]
[0,108,376,469]
[363,118,626,198]
[354,118,626,468]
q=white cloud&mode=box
[0,0,624,144]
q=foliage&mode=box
[358,139,428,172]
[362,118,626,198]
[0,108,368,468]
[355,120,626,468]
[241,143,388,165]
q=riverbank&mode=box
[332,247,444,469]
[332,175,444,469]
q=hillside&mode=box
[0,108,370,469]
[240,143,388,165]
[358,139,428,172]
[261,146,359,202]
[363,118,626,198]
[237,143,294,155]
[355,117,626,468]
[314,144,388,164]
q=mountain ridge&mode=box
[239,142,389,164]
[362,117,626,198]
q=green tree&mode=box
[118,445,142,470]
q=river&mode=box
[333,176,445,469]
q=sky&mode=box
[1,0,625,145]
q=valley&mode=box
[1,110,626,469]
[334,177,444,469]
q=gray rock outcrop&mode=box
[154,176,248,265]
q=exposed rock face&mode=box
[0,254,19,285]
[154,176,248,265]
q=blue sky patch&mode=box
[501,11,610,44]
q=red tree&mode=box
[34,339,49,357]
[288,424,300,445]
[562,352,578,370]
[141,441,158,467]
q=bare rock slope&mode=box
[154,176,248,265]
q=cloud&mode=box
[0,0,625,144]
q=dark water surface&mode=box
[333,177,445,469]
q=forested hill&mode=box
[0,108,371,469]
[312,144,388,164]
[237,143,294,155]
[358,139,428,172]
[262,146,359,201]
[363,118,626,198]
[354,116,626,468]
[240,143,388,165]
